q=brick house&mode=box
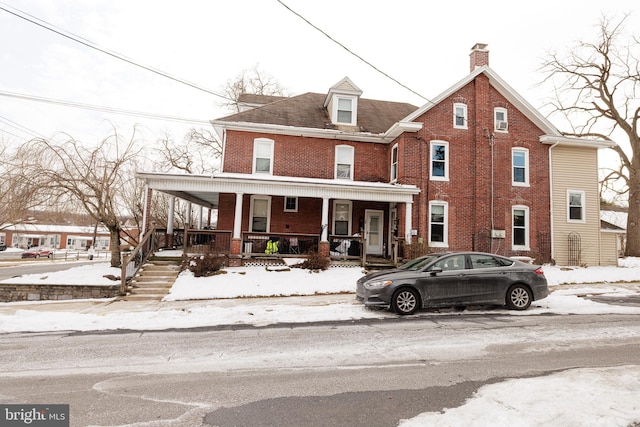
[139,44,615,266]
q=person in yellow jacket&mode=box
[265,237,279,254]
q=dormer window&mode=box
[324,77,363,127]
[337,97,354,124]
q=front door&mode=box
[365,210,383,255]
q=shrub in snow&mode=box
[291,251,330,271]
[183,254,226,277]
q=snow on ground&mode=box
[1,257,640,426]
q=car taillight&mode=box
[534,267,544,275]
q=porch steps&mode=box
[121,260,181,301]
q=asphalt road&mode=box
[0,258,98,281]
[1,313,639,426]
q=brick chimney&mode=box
[470,43,489,71]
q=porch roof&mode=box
[137,172,420,208]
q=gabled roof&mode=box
[213,92,417,138]
[403,66,615,149]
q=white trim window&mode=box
[429,201,448,247]
[512,205,530,250]
[250,196,271,232]
[390,143,398,182]
[335,145,354,180]
[253,138,274,174]
[284,196,298,212]
[494,107,508,132]
[567,190,586,222]
[332,96,357,126]
[430,140,449,181]
[333,200,352,236]
[453,103,468,129]
[512,148,529,186]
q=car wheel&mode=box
[391,288,420,315]
[35,254,40,258]
[506,284,532,310]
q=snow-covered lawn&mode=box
[1,257,639,426]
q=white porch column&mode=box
[167,196,175,235]
[321,197,329,242]
[186,202,192,228]
[233,193,244,239]
[197,206,204,229]
[405,201,413,244]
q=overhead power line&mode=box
[0,3,235,103]
[276,0,434,105]
[0,90,211,125]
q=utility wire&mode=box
[0,3,235,103]
[276,0,434,105]
[0,90,211,125]
[0,114,44,139]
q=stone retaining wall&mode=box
[0,284,118,302]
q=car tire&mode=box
[506,284,532,310]
[391,288,420,315]
[35,254,40,258]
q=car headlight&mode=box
[364,280,393,289]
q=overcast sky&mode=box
[0,0,638,150]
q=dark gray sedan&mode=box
[356,252,548,315]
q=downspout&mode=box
[490,133,495,253]
[548,142,559,262]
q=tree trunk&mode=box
[109,227,122,268]
[625,168,640,256]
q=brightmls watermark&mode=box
[1,405,69,426]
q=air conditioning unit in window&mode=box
[496,121,508,131]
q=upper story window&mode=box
[430,140,449,181]
[494,107,508,132]
[568,190,586,222]
[429,201,448,247]
[253,138,274,174]
[512,205,530,250]
[512,148,529,186]
[390,144,398,182]
[335,145,354,180]
[453,103,468,129]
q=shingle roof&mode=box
[216,93,418,135]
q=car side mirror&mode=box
[429,266,443,276]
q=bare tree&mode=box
[155,128,222,174]
[541,14,640,256]
[0,141,46,231]
[220,64,288,112]
[18,130,142,267]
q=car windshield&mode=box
[399,255,441,271]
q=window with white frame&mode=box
[512,206,530,250]
[512,148,529,186]
[567,190,586,222]
[333,200,352,236]
[453,103,468,129]
[430,140,449,181]
[494,107,508,132]
[253,138,274,174]
[390,144,398,182]
[250,196,271,232]
[335,145,354,180]
[429,201,448,247]
[284,196,298,212]
[336,97,354,124]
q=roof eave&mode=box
[212,120,395,143]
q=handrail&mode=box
[119,225,158,295]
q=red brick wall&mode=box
[396,76,551,259]
[223,131,389,182]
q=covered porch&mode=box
[137,172,420,267]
